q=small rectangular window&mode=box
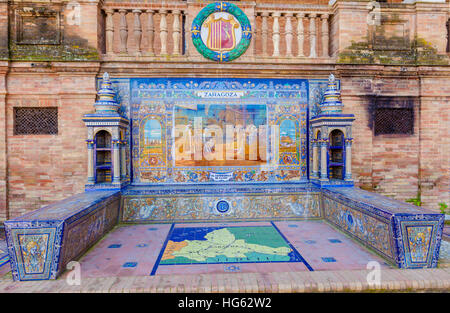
[14,107,58,135]
[374,108,413,135]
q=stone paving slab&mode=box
[0,268,448,293]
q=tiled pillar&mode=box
[112,140,121,184]
[121,141,127,179]
[87,140,95,183]
[345,138,353,181]
[320,139,328,181]
[312,140,319,179]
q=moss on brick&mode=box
[9,41,99,61]
[338,37,449,66]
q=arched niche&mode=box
[328,129,345,180]
[94,130,112,183]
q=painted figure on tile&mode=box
[19,234,48,274]
[407,227,432,263]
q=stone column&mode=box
[105,9,115,54]
[296,13,305,57]
[309,13,317,58]
[345,138,353,181]
[321,14,329,58]
[320,139,328,180]
[272,12,281,57]
[159,9,168,55]
[146,10,155,56]
[312,140,319,179]
[172,10,181,56]
[261,12,269,57]
[112,139,121,184]
[87,140,95,184]
[119,9,128,54]
[133,10,142,56]
[284,13,293,57]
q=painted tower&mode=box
[82,73,129,189]
[310,74,355,187]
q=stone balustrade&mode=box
[103,6,187,58]
[101,3,332,61]
[253,10,330,59]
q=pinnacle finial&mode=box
[329,73,335,83]
[319,73,343,114]
[93,72,119,114]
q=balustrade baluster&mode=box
[146,10,155,56]
[105,9,115,54]
[159,9,168,55]
[133,10,142,56]
[119,9,128,54]
[172,10,181,56]
[285,13,293,57]
[272,12,280,57]
[296,13,305,57]
[321,14,329,57]
[261,12,269,57]
[309,13,317,58]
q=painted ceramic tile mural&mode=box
[107,78,312,184]
[395,217,443,268]
[121,192,321,223]
[322,194,395,260]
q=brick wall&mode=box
[5,66,98,219]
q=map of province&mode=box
[160,226,302,265]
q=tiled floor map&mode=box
[157,223,312,273]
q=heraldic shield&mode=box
[204,14,239,52]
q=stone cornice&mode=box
[7,61,101,75]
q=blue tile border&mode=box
[150,223,175,276]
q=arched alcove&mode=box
[328,129,345,180]
[95,130,112,183]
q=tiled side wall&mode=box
[121,192,322,223]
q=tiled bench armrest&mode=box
[322,187,445,268]
[4,190,120,281]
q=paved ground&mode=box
[74,221,391,278]
[0,268,449,292]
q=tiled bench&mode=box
[4,190,120,281]
[2,185,445,281]
[322,187,445,269]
